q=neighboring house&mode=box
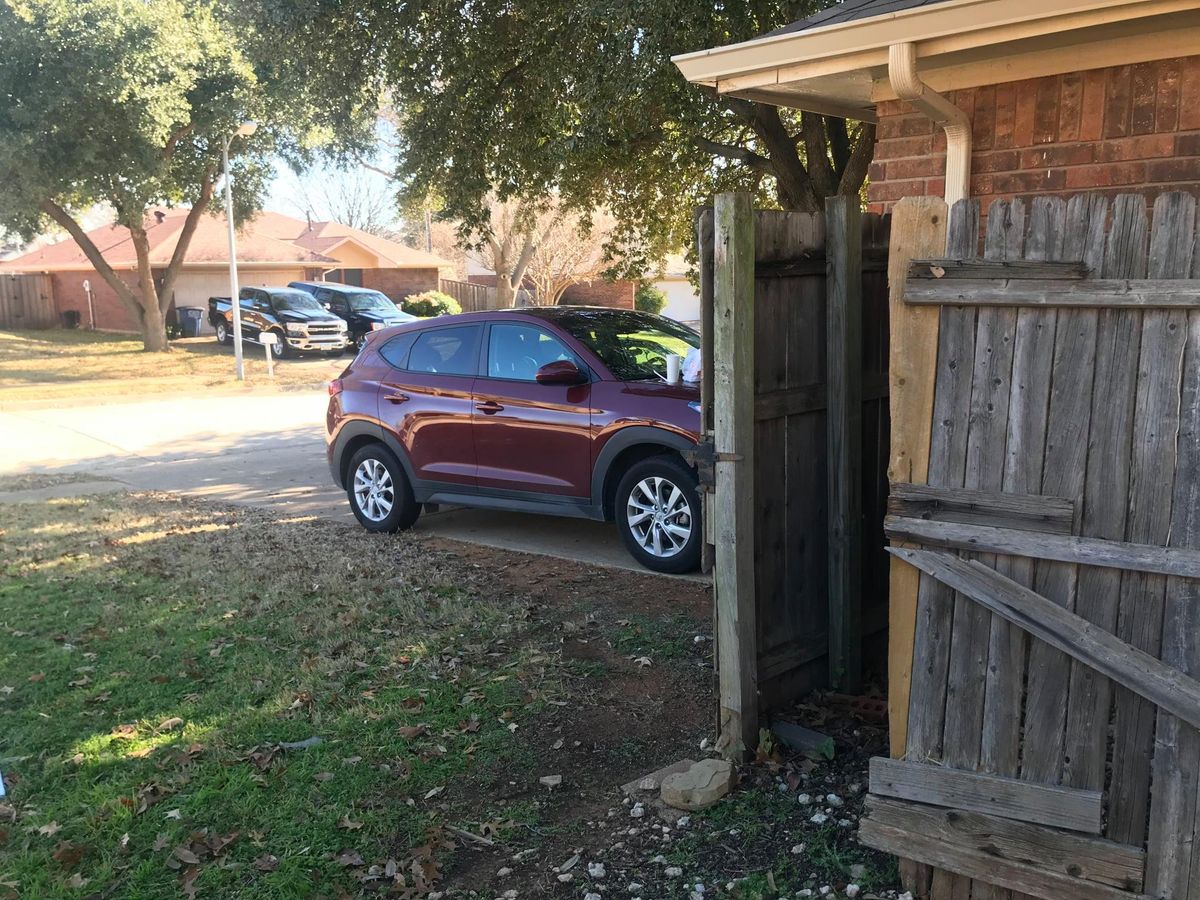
[465,251,635,310]
[652,254,701,324]
[0,209,449,332]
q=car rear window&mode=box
[378,333,417,368]
[406,326,482,376]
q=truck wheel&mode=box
[346,444,420,533]
[271,331,291,360]
[615,455,702,574]
[215,321,231,345]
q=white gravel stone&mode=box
[496,867,512,877]
[790,843,806,855]
[809,812,829,825]
[588,863,606,878]
[557,873,574,883]
[797,793,813,805]
[629,803,645,819]
[665,866,683,877]
[845,885,861,897]
[826,793,844,807]
[584,894,602,900]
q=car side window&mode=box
[406,326,482,376]
[378,333,417,369]
[487,323,575,381]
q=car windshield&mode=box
[347,291,397,312]
[554,310,699,382]
[270,290,324,312]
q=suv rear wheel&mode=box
[215,320,231,345]
[346,444,420,532]
[615,455,701,574]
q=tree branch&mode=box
[38,199,142,320]
[162,124,193,160]
[826,117,851,179]
[158,164,217,312]
[801,112,838,198]
[836,122,877,197]
[696,138,774,176]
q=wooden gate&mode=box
[700,195,892,757]
[865,190,1200,899]
[0,273,56,329]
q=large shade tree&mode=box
[0,0,379,350]
[365,0,872,274]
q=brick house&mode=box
[0,209,449,332]
[673,0,1200,218]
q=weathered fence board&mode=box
[439,278,496,312]
[0,273,56,329]
[702,197,892,755]
[870,758,1102,833]
[883,190,1200,900]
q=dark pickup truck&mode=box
[288,281,416,350]
[208,287,349,357]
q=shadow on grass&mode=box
[0,492,551,899]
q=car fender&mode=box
[590,425,697,508]
[329,418,418,490]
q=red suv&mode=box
[326,307,703,573]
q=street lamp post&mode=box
[222,121,258,380]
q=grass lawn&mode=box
[0,490,564,898]
[0,488,895,899]
[0,330,344,406]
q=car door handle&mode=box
[383,391,410,404]
[476,401,504,414]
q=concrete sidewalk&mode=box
[0,391,653,573]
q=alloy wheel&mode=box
[625,476,692,558]
[353,458,394,522]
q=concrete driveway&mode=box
[0,390,650,571]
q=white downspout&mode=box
[888,42,971,205]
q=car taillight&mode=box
[328,378,343,397]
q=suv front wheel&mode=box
[346,444,420,532]
[615,456,702,574]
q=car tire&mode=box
[614,455,702,574]
[271,331,291,360]
[346,443,420,533]
[215,321,231,345]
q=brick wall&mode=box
[360,267,440,302]
[50,270,141,332]
[868,56,1200,215]
[560,279,635,309]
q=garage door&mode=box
[170,269,306,333]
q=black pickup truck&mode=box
[208,287,349,357]
[288,281,416,350]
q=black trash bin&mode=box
[62,310,81,329]
[178,307,204,337]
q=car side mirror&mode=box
[535,360,586,385]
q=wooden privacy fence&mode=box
[439,278,496,312]
[866,190,1200,900]
[0,273,55,329]
[699,195,892,758]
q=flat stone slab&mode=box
[619,758,696,797]
[661,758,734,811]
[0,481,126,504]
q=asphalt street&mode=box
[0,390,647,571]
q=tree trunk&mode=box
[140,303,169,352]
[129,224,170,352]
[495,273,517,308]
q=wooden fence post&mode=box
[713,193,757,760]
[826,196,864,691]
[885,196,949,757]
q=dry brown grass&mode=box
[0,329,347,406]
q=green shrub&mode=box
[402,290,461,317]
[634,283,667,315]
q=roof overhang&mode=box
[673,0,1200,120]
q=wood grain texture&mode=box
[887,483,1073,534]
[909,258,1089,279]
[826,196,864,691]
[713,193,757,760]
[863,795,1144,891]
[859,820,1150,900]
[905,277,1200,308]
[892,548,1200,734]
[884,516,1200,578]
[870,758,1103,834]
[885,196,947,759]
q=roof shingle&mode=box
[766,0,951,38]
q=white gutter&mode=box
[887,42,971,205]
